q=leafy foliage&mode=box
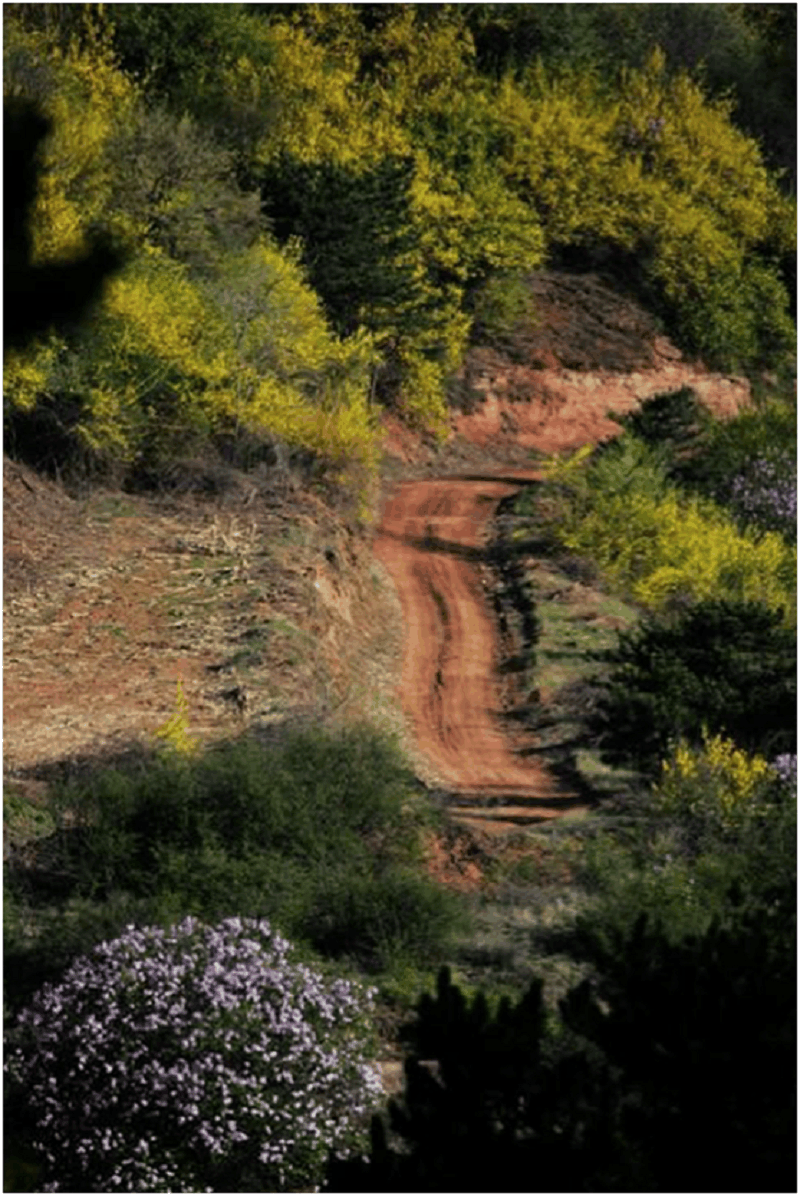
[670,393,797,538]
[3,99,125,353]
[327,964,627,1193]
[467,271,539,356]
[542,432,796,621]
[102,101,264,274]
[610,385,712,452]
[3,15,140,262]
[467,3,796,188]
[7,727,463,991]
[4,2,795,478]
[654,732,778,835]
[607,387,797,546]
[590,599,797,774]
[564,902,796,1193]
[574,736,796,949]
[5,916,382,1192]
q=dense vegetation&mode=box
[4,726,465,1019]
[329,894,795,1192]
[4,2,796,501]
[4,5,796,1191]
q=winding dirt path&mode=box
[374,470,588,832]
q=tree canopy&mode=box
[4,2,795,501]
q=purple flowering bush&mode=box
[5,916,384,1193]
[728,455,797,540]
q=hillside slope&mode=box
[4,271,751,840]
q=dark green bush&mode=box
[300,869,468,973]
[590,599,796,774]
[673,393,797,526]
[328,898,796,1193]
[327,964,627,1193]
[563,901,796,1193]
[467,271,538,357]
[8,727,462,989]
[54,726,421,889]
[611,386,711,454]
[573,766,796,953]
[611,386,797,543]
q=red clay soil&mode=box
[374,472,586,831]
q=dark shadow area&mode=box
[379,528,490,564]
[4,99,126,353]
[446,474,542,488]
[446,789,590,816]
[497,654,530,675]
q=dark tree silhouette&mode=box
[328,897,796,1192]
[4,98,124,352]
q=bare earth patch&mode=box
[4,464,408,790]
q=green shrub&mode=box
[573,793,795,955]
[609,388,797,544]
[590,599,797,774]
[673,393,797,520]
[300,869,468,973]
[467,271,538,354]
[53,726,418,883]
[12,727,460,984]
[653,731,777,836]
[575,831,730,948]
[563,903,796,1193]
[611,386,712,453]
[328,964,626,1193]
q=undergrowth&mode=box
[4,725,468,1023]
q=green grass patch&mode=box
[4,786,56,851]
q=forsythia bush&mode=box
[494,48,795,369]
[654,731,775,833]
[3,16,141,262]
[4,4,794,462]
[3,340,61,412]
[206,239,381,498]
[5,917,382,1193]
[546,442,796,624]
[153,680,200,758]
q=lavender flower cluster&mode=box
[5,917,384,1193]
[728,456,797,538]
[770,753,797,794]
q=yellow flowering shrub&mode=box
[104,255,227,384]
[558,485,795,624]
[3,340,61,412]
[654,731,774,832]
[250,17,405,170]
[491,48,794,368]
[153,681,200,758]
[394,355,450,436]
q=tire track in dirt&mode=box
[374,471,589,833]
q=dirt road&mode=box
[374,470,588,832]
